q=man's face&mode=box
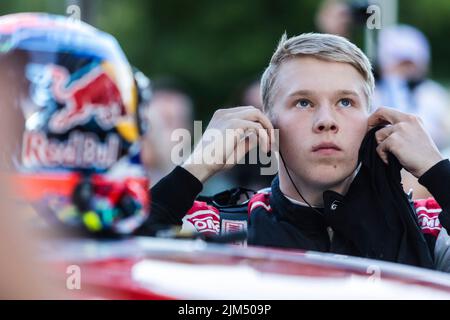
[271,56,369,189]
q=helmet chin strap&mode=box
[278,150,324,216]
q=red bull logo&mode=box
[47,64,126,133]
[22,130,120,170]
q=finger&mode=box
[233,120,269,156]
[231,134,259,166]
[223,106,276,144]
[234,108,274,139]
[241,120,270,154]
[374,125,395,144]
[225,128,257,167]
[227,105,258,112]
[232,108,275,145]
[368,107,412,128]
[231,116,271,150]
[220,105,261,120]
[375,133,398,165]
[256,126,270,154]
[376,141,389,165]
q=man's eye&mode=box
[295,99,311,109]
[338,98,352,108]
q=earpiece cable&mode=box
[278,151,324,216]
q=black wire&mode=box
[278,151,324,216]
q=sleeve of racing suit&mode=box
[418,159,450,272]
[135,166,203,235]
[434,228,450,273]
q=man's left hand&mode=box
[368,107,444,178]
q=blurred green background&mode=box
[1,0,449,120]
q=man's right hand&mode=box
[182,106,275,183]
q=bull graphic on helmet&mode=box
[48,63,126,133]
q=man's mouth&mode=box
[311,142,342,155]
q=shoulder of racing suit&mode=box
[413,197,450,272]
[413,197,444,237]
[180,189,450,271]
[180,187,271,238]
[182,187,446,238]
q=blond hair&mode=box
[261,33,374,114]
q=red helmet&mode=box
[0,13,150,236]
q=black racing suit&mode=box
[137,158,450,272]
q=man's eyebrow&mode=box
[287,89,361,98]
[287,90,317,97]
[335,90,360,97]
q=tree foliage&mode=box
[1,0,449,119]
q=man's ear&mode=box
[365,119,371,133]
[266,110,279,129]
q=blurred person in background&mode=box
[0,89,50,300]
[0,160,60,299]
[374,24,450,150]
[315,0,371,39]
[241,79,264,111]
[140,82,195,186]
[374,25,450,199]
[316,0,352,38]
[0,18,61,298]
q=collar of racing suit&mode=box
[270,176,327,232]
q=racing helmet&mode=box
[0,13,151,237]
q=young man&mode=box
[137,33,450,271]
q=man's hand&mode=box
[182,106,275,183]
[368,107,444,178]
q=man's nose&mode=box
[313,106,338,133]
